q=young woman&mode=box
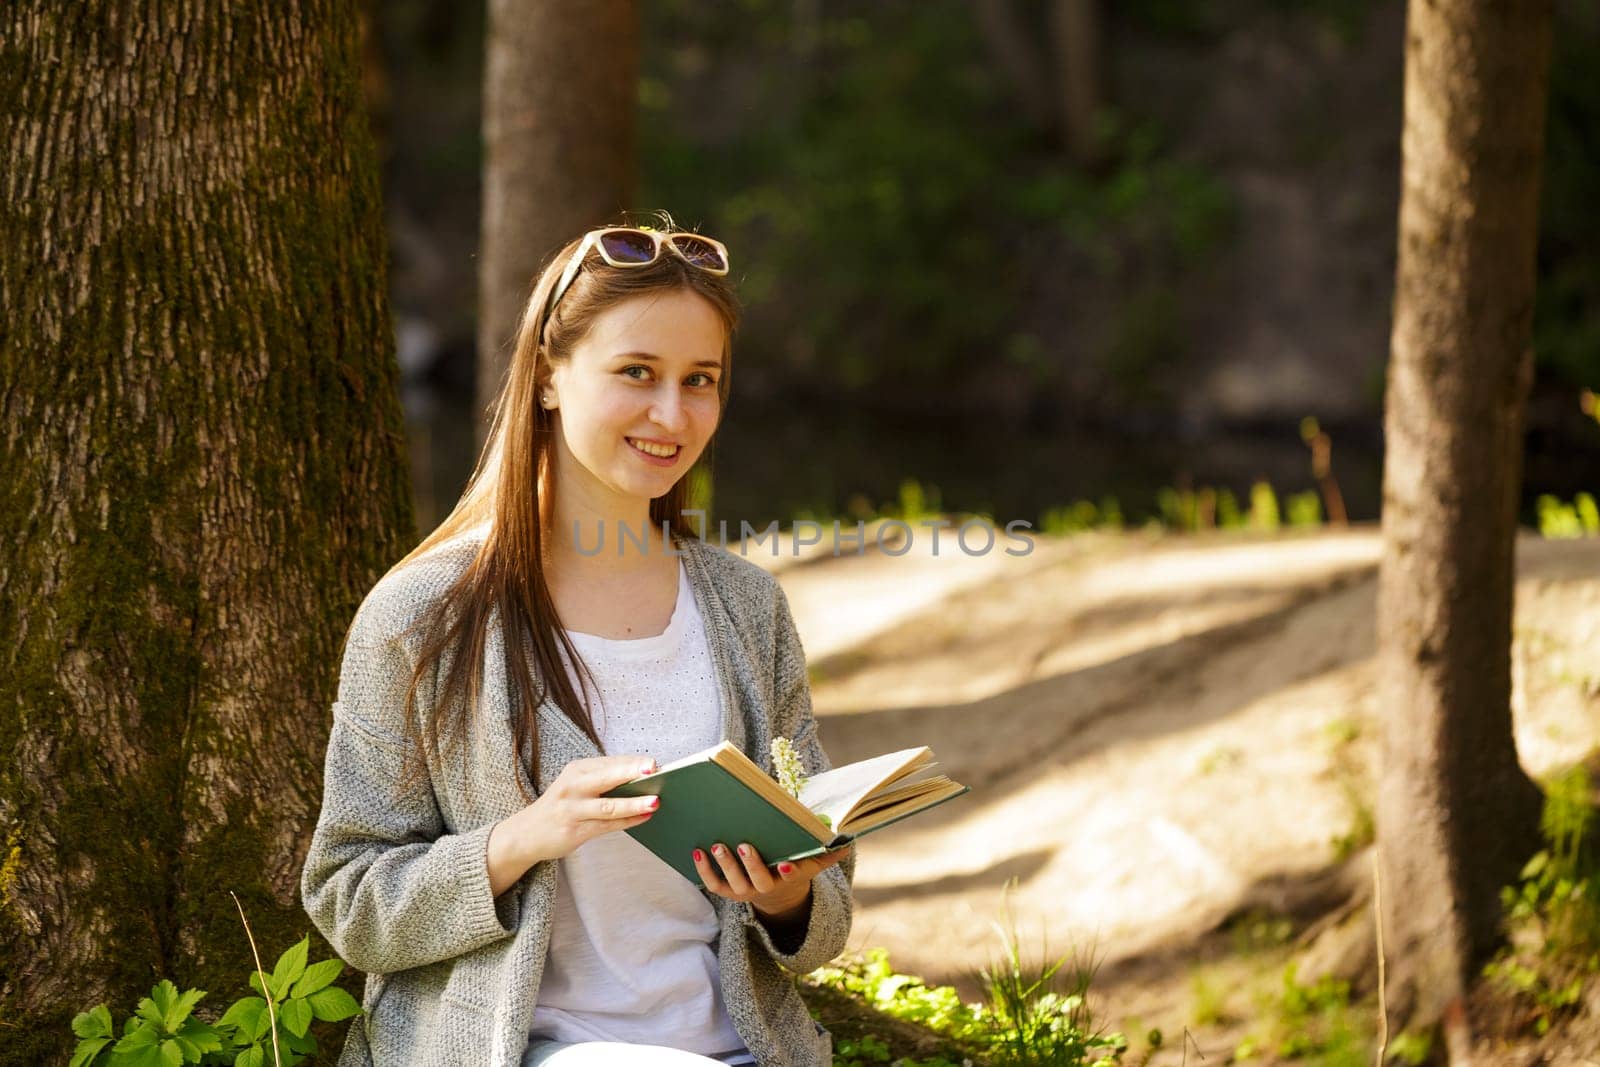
[301,223,854,1067]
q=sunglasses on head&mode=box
[541,227,731,335]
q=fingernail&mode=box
[712,843,725,856]
[737,844,750,856]
[641,762,655,774]
[693,848,705,863]
[647,796,660,810]
[778,862,795,875]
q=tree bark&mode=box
[1376,0,1553,1032]
[0,3,413,1062]
[478,0,637,443]
[971,0,1055,131]
[1051,0,1103,166]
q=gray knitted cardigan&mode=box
[300,529,854,1067]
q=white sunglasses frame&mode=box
[540,227,731,336]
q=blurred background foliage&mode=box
[641,0,1235,407]
[373,0,1600,535]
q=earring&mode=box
[541,394,555,408]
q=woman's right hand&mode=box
[486,755,660,896]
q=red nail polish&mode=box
[693,849,704,863]
[778,862,795,875]
[647,796,660,810]
[737,844,750,856]
[712,843,724,855]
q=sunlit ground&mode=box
[758,527,1600,1050]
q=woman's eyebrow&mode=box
[612,351,724,370]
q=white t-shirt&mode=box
[530,558,752,1063]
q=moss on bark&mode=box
[0,3,413,1060]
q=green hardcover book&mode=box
[604,741,970,883]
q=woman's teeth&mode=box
[628,438,680,458]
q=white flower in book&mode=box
[769,736,808,800]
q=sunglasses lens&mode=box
[598,230,658,264]
[671,235,727,271]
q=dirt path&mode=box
[756,527,1600,1056]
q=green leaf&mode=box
[248,970,268,999]
[284,1025,318,1055]
[236,1044,265,1067]
[162,987,206,1033]
[135,982,173,1028]
[290,957,343,999]
[68,1037,111,1067]
[112,1022,167,1067]
[1521,850,1550,880]
[115,1023,160,1051]
[270,936,311,995]
[169,1033,201,1063]
[176,1017,221,1056]
[158,1037,184,1067]
[307,985,362,1022]
[281,997,313,1038]
[216,996,265,1040]
[73,1004,114,1039]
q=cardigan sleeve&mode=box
[299,618,517,975]
[741,581,855,974]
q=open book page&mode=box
[834,779,969,837]
[799,747,934,832]
[844,772,957,821]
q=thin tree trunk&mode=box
[971,0,1055,131]
[1051,0,1103,166]
[0,3,412,1062]
[1376,0,1553,1031]
[478,0,637,444]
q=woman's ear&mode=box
[535,368,558,411]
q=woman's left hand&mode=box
[693,841,851,923]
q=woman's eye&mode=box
[623,366,716,388]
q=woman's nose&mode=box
[649,387,690,432]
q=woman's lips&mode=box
[627,437,682,465]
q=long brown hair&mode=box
[383,219,741,800]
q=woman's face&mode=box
[546,288,726,508]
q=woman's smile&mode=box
[626,436,682,464]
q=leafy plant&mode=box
[1041,497,1124,535]
[810,883,1129,1067]
[976,899,1128,1067]
[1040,477,1316,537]
[1537,492,1599,538]
[890,479,941,525]
[1250,482,1281,532]
[1484,763,1600,1035]
[834,1034,893,1064]
[69,937,361,1067]
[71,983,221,1067]
[1387,1028,1434,1065]
[1286,490,1322,528]
[1234,961,1361,1062]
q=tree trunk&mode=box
[0,3,413,1062]
[1376,0,1553,1032]
[1051,0,1103,167]
[478,0,637,443]
[971,0,1055,132]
